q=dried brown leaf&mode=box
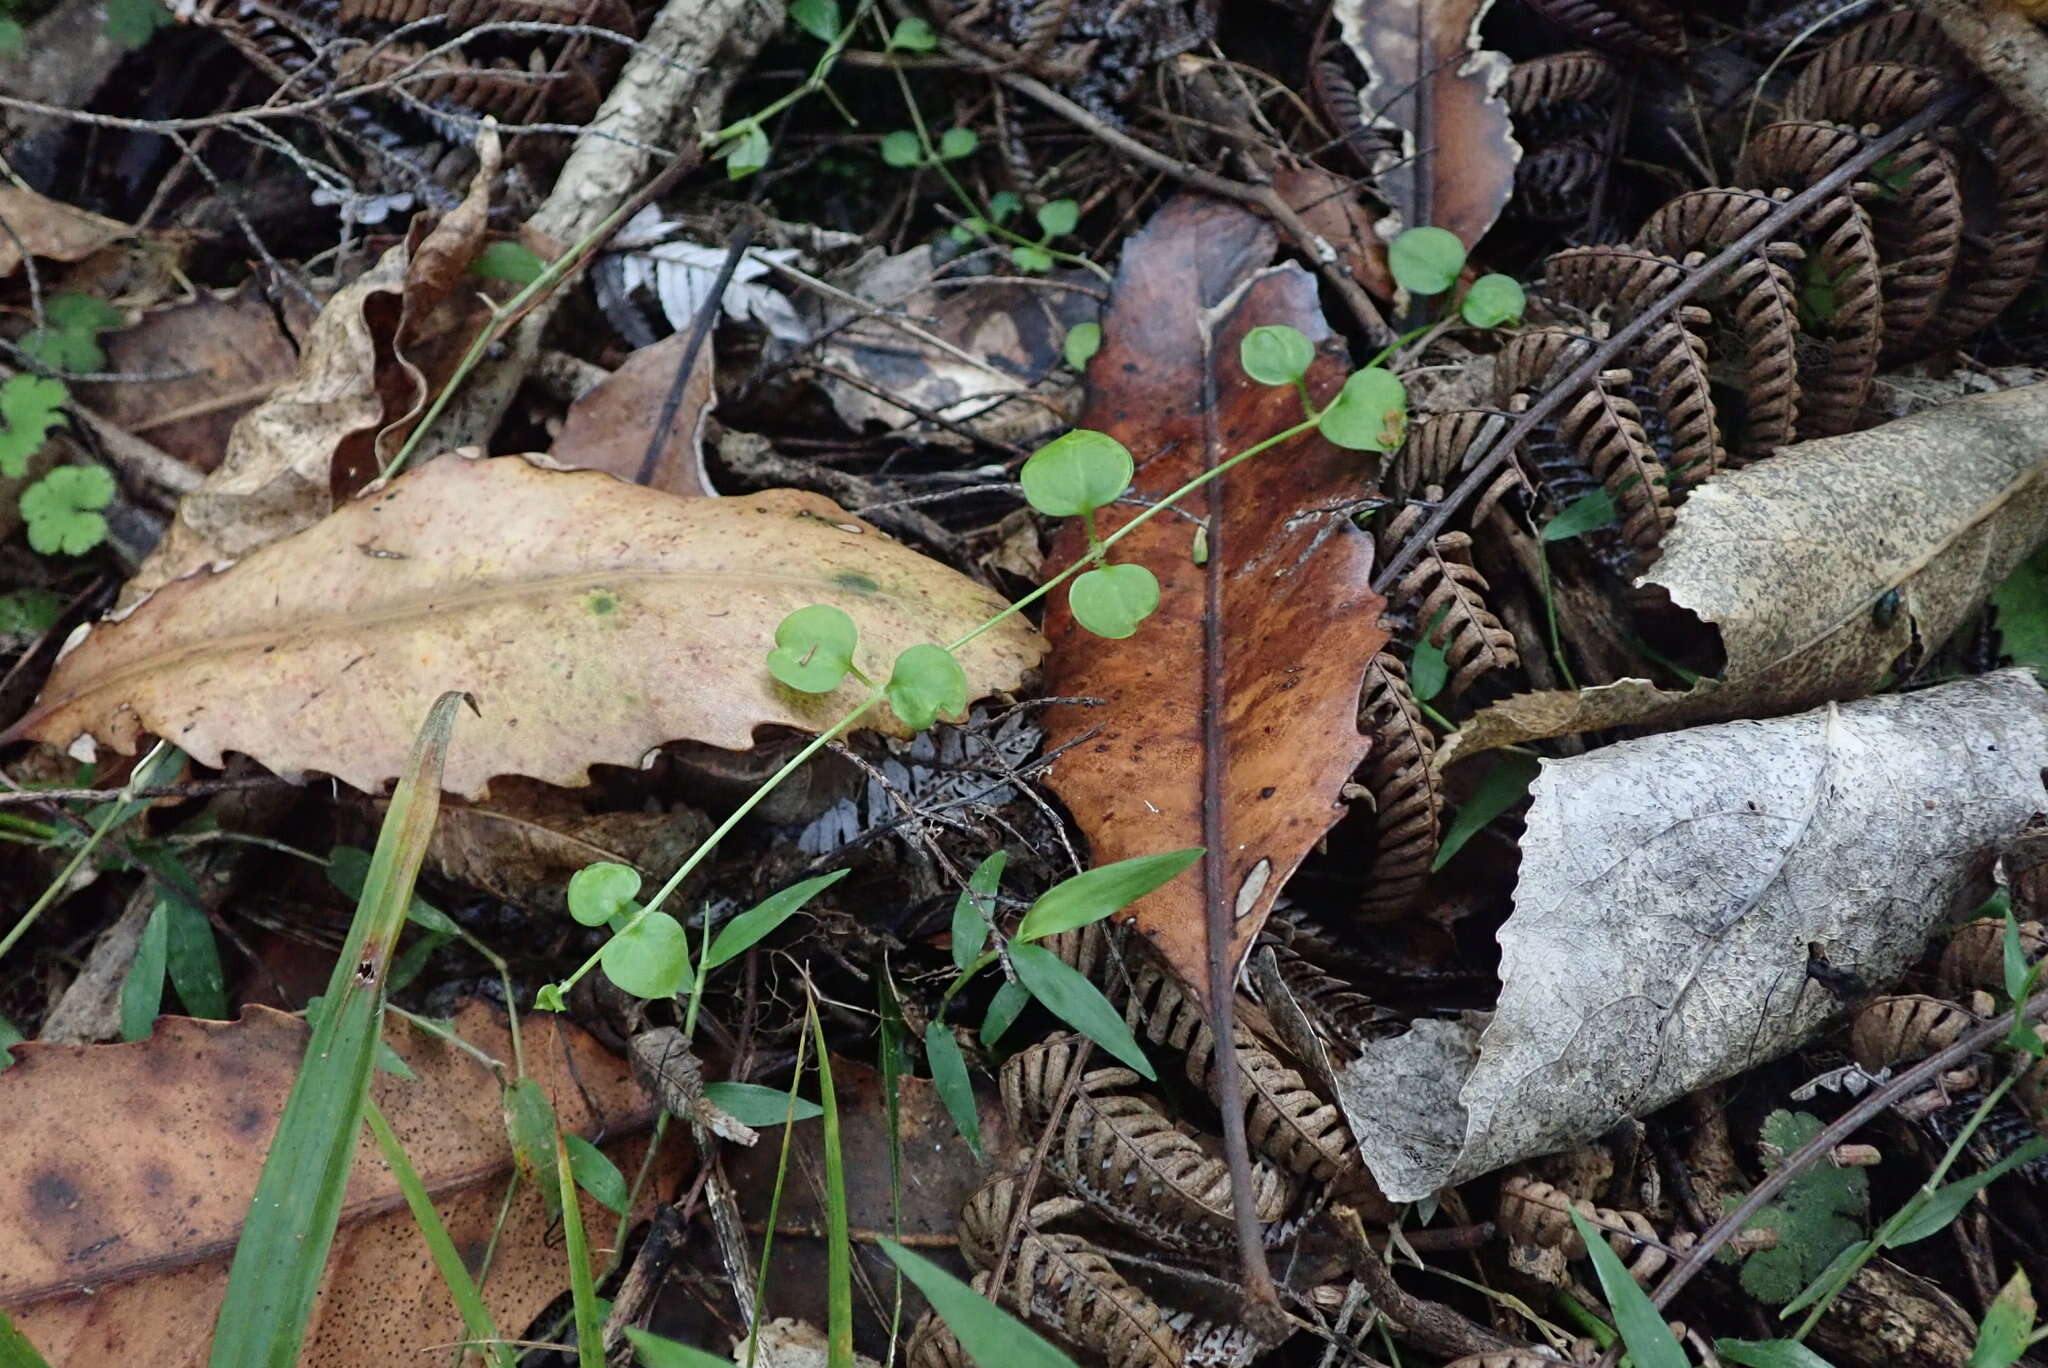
[0,186,130,276]
[0,1000,682,1365]
[549,330,716,496]
[7,454,1045,798]
[1039,195,1391,991]
[1331,0,1521,245]
[1440,382,2048,767]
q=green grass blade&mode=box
[364,1099,513,1368]
[878,1239,1080,1368]
[1568,1209,1689,1368]
[0,1309,55,1368]
[625,1328,737,1367]
[119,900,168,1041]
[557,1130,606,1368]
[207,691,466,1368]
[809,1000,853,1368]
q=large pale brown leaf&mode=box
[1040,196,1391,991]
[8,454,1044,798]
[0,186,130,276]
[1,1000,684,1366]
[1333,0,1520,247]
[1439,381,2048,767]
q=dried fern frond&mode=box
[1498,1174,1676,1284]
[1252,937,1397,1056]
[1353,653,1444,919]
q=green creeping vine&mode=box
[534,226,1522,1126]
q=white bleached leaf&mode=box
[1340,671,2048,1201]
[607,209,809,342]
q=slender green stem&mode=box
[949,414,1322,652]
[1534,543,1579,692]
[542,693,883,1001]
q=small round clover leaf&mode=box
[886,644,968,731]
[1020,429,1132,517]
[1036,198,1080,238]
[1461,273,1526,328]
[767,604,859,693]
[880,130,923,168]
[939,127,978,160]
[600,910,692,999]
[1239,325,1315,386]
[21,465,114,556]
[1388,226,1466,296]
[1063,322,1102,371]
[567,862,641,927]
[1069,563,1160,639]
[1317,367,1407,452]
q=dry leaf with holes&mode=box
[1331,0,1520,245]
[1339,671,2048,1202]
[6,454,1044,798]
[1440,382,2048,768]
[0,1001,681,1366]
[1039,195,1390,992]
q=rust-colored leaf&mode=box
[1039,196,1391,991]
[550,330,717,497]
[123,133,505,609]
[8,454,1044,798]
[0,1000,684,1366]
[1332,0,1520,246]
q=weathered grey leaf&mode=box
[1342,671,2048,1201]
[1440,382,2048,768]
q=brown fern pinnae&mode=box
[1352,654,1445,921]
[1252,936,1399,1055]
[1519,0,1684,58]
[1497,1174,1675,1284]
[1938,917,2048,997]
[1848,993,1978,1072]
[998,1231,1190,1368]
[1391,533,1520,699]
[1503,52,1620,225]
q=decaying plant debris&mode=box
[8,1,2048,1366]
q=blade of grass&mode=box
[207,691,467,1368]
[1569,1209,1688,1368]
[809,995,853,1368]
[878,1240,1080,1368]
[364,1098,514,1368]
[557,1129,606,1368]
[0,1309,55,1368]
[739,1011,815,1368]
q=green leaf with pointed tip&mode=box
[1389,225,1466,296]
[705,869,849,969]
[1433,751,1540,871]
[1570,1208,1690,1368]
[981,980,1029,1046]
[1240,325,1315,385]
[924,1020,983,1160]
[787,0,838,41]
[880,1239,1082,1368]
[1016,848,1202,942]
[120,901,169,1041]
[565,1133,629,1215]
[568,861,641,927]
[1317,367,1407,452]
[725,123,770,180]
[888,16,937,50]
[1542,488,1618,542]
[626,1328,739,1367]
[952,852,1005,970]
[1069,564,1159,639]
[1410,604,1451,703]
[887,643,968,730]
[601,910,692,999]
[470,241,546,284]
[702,1080,823,1125]
[767,604,859,693]
[1715,1340,1839,1368]
[1020,429,1132,517]
[1009,943,1153,1079]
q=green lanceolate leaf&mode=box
[1568,1208,1689,1368]
[981,980,1030,1046]
[1715,1339,1839,1368]
[626,1329,739,1367]
[1970,1269,2035,1368]
[1015,848,1203,942]
[924,1021,983,1161]
[703,1080,824,1125]
[208,691,464,1368]
[1433,752,1540,871]
[565,1133,630,1216]
[1543,488,1619,542]
[706,869,849,970]
[1889,1138,2048,1245]
[1008,943,1153,1079]
[951,852,1006,970]
[119,900,169,1042]
[880,1239,1081,1368]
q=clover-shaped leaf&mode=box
[767,604,859,693]
[0,373,69,479]
[1317,367,1407,451]
[1036,198,1079,237]
[22,465,114,556]
[1069,563,1159,639]
[1389,226,1466,296]
[1020,429,1132,517]
[1461,273,1526,328]
[567,861,641,927]
[1239,324,1315,386]
[886,643,968,730]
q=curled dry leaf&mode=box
[1338,671,2048,1201]
[122,132,505,609]
[7,455,1044,798]
[0,185,131,276]
[1332,0,1520,246]
[549,329,718,497]
[0,1000,682,1365]
[1440,382,2048,769]
[1271,165,1396,301]
[1041,195,1391,993]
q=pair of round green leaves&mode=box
[1238,325,1409,453]
[1018,430,1160,639]
[767,604,969,730]
[1386,225,1527,327]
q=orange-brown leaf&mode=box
[1040,196,1391,992]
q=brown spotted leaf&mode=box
[0,1000,683,1366]
[7,454,1044,798]
[1040,196,1391,992]
[1332,0,1520,246]
[1440,382,2048,767]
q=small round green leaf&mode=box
[534,984,567,1012]
[725,123,770,180]
[1388,225,1466,296]
[1317,366,1408,452]
[788,0,839,41]
[888,15,937,50]
[1239,324,1315,386]
[470,241,546,284]
[1019,429,1132,517]
[1035,198,1079,238]
[1063,321,1102,371]
[767,604,858,693]
[1069,563,1160,639]
[886,643,969,731]
[600,910,691,999]
[1460,273,1526,328]
[880,130,924,168]
[567,861,641,927]
[939,127,978,160]
[1010,243,1054,273]
[988,191,1022,224]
